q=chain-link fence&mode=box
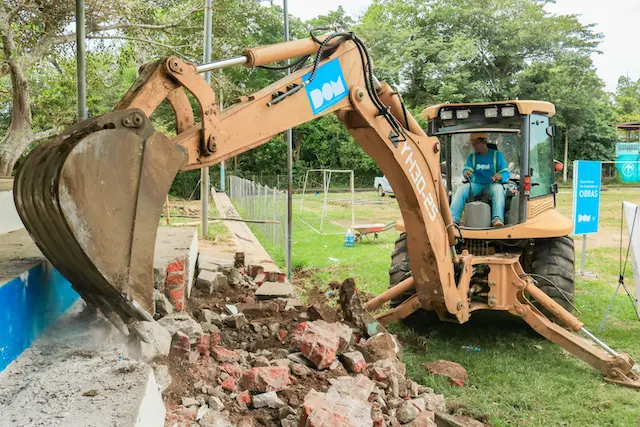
[228,175,287,260]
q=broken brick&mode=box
[423,360,468,387]
[372,367,387,381]
[237,390,251,405]
[291,320,352,369]
[210,331,221,347]
[277,330,288,342]
[340,351,367,373]
[408,411,437,427]
[240,367,291,392]
[254,273,266,285]
[211,346,241,363]
[221,362,243,378]
[196,335,211,354]
[301,388,373,427]
[221,376,236,391]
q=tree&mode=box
[0,0,198,175]
[614,76,640,122]
[358,0,602,105]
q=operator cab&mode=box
[423,101,558,229]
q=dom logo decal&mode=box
[303,58,347,115]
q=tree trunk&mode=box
[294,135,302,162]
[562,128,569,182]
[0,33,34,177]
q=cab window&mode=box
[529,115,553,198]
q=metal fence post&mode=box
[264,185,269,235]
[273,187,277,244]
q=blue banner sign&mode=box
[572,160,602,235]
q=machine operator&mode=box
[450,133,510,227]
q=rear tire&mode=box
[378,185,385,197]
[528,236,576,314]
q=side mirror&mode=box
[546,125,556,137]
[554,160,563,171]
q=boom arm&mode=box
[115,33,459,316]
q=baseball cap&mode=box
[470,132,489,143]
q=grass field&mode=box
[246,187,640,426]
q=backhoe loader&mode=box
[13,30,640,389]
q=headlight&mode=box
[501,107,515,117]
[440,110,453,120]
[456,109,470,119]
[484,107,498,118]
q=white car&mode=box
[374,176,394,197]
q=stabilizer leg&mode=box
[516,280,640,389]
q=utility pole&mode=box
[201,0,213,237]
[283,0,293,280]
[76,0,87,121]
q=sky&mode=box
[282,0,639,93]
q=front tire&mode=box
[389,233,413,307]
[528,236,576,314]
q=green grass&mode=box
[238,189,640,425]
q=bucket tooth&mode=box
[14,110,186,322]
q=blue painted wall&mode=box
[0,264,79,372]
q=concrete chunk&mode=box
[157,312,204,343]
[252,391,285,409]
[255,281,295,299]
[196,269,218,294]
[128,320,171,362]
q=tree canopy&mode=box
[1,0,636,191]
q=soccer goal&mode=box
[299,169,355,235]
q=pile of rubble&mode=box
[139,255,480,427]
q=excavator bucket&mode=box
[13,109,186,329]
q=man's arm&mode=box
[463,154,474,179]
[496,152,510,182]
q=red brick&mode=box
[197,335,211,354]
[210,331,221,347]
[221,376,236,391]
[220,362,242,378]
[301,389,372,427]
[409,411,436,427]
[237,390,251,405]
[240,367,291,392]
[166,272,185,286]
[291,321,352,369]
[211,346,241,363]
[340,351,367,373]
[372,367,387,381]
[166,286,184,302]
[277,330,288,342]
[167,259,185,273]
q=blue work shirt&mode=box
[462,149,510,184]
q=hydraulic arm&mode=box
[13,31,640,388]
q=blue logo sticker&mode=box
[303,58,348,115]
[572,160,602,235]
